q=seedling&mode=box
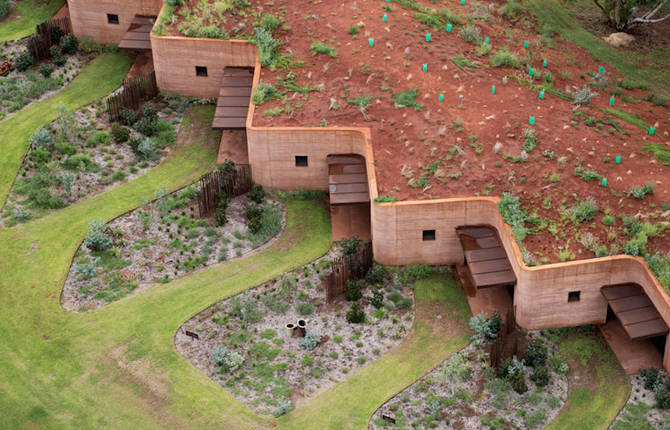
[649,127,655,135]
[529,116,535,125]
[382,14,387,22]
[543,59,548,67]
[524,40,529,48]
[368,38,374,47]
[491,85,495,95]
[601,178,607,187]
[439,93,444,102]
[446,24,453,32]
[422,64,427,72]
[484,37,489,45]
[426,33,431,42]
[609,96,615,106]
[539,90,544,100]
[615,155,621,164]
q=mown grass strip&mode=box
[0,0,66,41]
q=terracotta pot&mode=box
[286,323,295,337]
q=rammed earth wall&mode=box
[68,0,163,44]
[64,3,670,371]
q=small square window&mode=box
[195,66,208,77]
[295,156,308,167]
[107,14,119,25]
[422,230,436,241]
[568,291,581,302]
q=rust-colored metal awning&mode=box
[601,284,669,340]
[327,155,369,204]
[456,226,516,289]
[118,16,155,51]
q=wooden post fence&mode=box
[324,241,374,303]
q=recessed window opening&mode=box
[422,230,436,241]
[568,291,581,302]
[107,14,119,25]
[195,66,208,77]
[295,156,308,167]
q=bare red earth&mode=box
[169,0,670,263]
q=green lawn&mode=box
[546,330,630,429]
[0,0,66,41]
[0,51,132,207]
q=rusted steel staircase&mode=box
[212,67,253,129]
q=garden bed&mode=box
[156,0,670,270]
[175,246,420,416]
[0,95,192,226]
[0,33,86,118]
[370,320,569,429]
[61,180,284,311]
[612,369,670,429]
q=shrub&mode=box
[565,197,598,224]
[259,14,282,33]
[498,192,530,242]
[215,195,230,226]
[439,8,462,24]
[459,24,482,45]
[623,237,647,257]
[627,183,654,200]
[365,263,387,284]
[252,28,281,68]
[371,288,384,309]
[299,332,321,351]
[640,368,660,390]
[341,236,361,255]
[73,257,100,280]
[602,215,615,226]
[59,34,78,55]
[252,81,279,106]
[347,24,359,35]
[345,280,364,301]
[110,122,130,143]
[490,49,520,68]
[0,0,9,19]
[134,116,157,136]
[506,357,528,394]
[392,88,424,110]
[211,346,244,371]
[246,204,282,246]
[522,128,537,153]
[247,184,265,204]
[39,64,54,78]
[135,137,158,160]
[86,131,109,147]
[29,128,52,149]
[524,338,548,367]
[53,56,66,67]
[83,220,112,251]
[346,303,365,323]
[15,50,34,72]
[310,42,338,57]
[119,108,140,126]
[469,312,502,345]
[274,398,293,417]
[567,86,598,105]
[296,302,314,315]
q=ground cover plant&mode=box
[370,314,569,429]
[62,173,283,310]
[1,96,188,226]
[156,0,670,272]
[177,247,419,415]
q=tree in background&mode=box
[591,0,670,30]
